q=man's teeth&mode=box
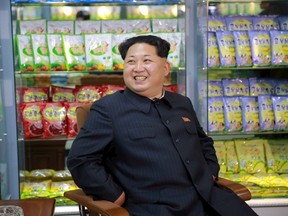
[135,76,146,80]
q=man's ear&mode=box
[164,61,171,76]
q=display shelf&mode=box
[11,0,183,6]
[207,0,287,3]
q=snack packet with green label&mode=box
[47,34,66,71]
[84,34,113,71]
[31,34,50,71]
[62,35,86,71]
[17,35,35,72]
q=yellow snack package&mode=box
[21,180,51,198]
[225,140,239,173]
[263,139,276,173]
[214,141,227,173]
[267,139,288,173]
[235,139,266,174]
[50,180,78,198]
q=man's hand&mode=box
[114,192,126,206]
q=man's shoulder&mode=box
[165,91,189,102]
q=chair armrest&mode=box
[64,189,130,216]
[215,177,251,201]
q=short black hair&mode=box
[118,35,170,60]
[76,11,90,20]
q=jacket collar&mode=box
[123,87,173,113]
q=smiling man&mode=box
[67,35,257,216]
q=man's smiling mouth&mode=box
[134,76,147,81]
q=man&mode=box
[67,35,257,216]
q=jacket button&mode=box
[186,160,190,164]
[175,139,180,143]
[166,120,170,124]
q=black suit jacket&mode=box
[67,88,257,216]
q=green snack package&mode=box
[62,35,86,71]
[17,35,35,72]
[47,34,66,71]
[31,34,50,71]
[84,34,113,71]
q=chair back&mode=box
[76,103,92,131]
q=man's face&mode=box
[123,43,170,99]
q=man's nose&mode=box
[134,62,144,71]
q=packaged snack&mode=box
[17,35,35,72]
[223,96,242,132]
[267,139,288,173]
[248,30,271,66]
[84,34,113,71]
[101,20,126,34]
[46,34,67,71]
[47,21,74,34]
[52,170,72,181]
[65,102,83,137]
[75,20,101,34]
[41,102,67,138]
[22,87,49,103]
[249,77,275,96]
[164,32,182,69]
[208,97,225,132]
[21,180,51,198]
[258,95,275,131]
[241,96,260,132]
[270,30,288,65]
[207,32,221,68]
[222,78,249,96]
[233,31,253,67]
[216,31,236,67]
[235,139,266,174]
[62,35,86,71]
[126,19,151,33]
[208,80,223,97]
[152,18,177,33]
[263,140,276,173]
[29,169,55,180]
[163,84,178,93]
[19,19,46,35]
[49,180,78,198]
[225,16,253,31]
[74,85,102,103]
[51,85,75,102]
[252,16,279,30]
[112,33,136,70]
[214,141,227,173]
[275,79,288,95]
[225,140,239,173]
[272,96,288,131]
[31,34,50,71]
[20,102,44,138]
[102,85,125,96]
[208,16,227,32]
[278,16,288,30]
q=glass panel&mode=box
[10,1,186,210]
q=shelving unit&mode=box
[197,1,288,215]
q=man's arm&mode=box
[188,99,220,177]
[67,101,123,202]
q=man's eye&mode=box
[127,60,135,64]
[144,59,152,63]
